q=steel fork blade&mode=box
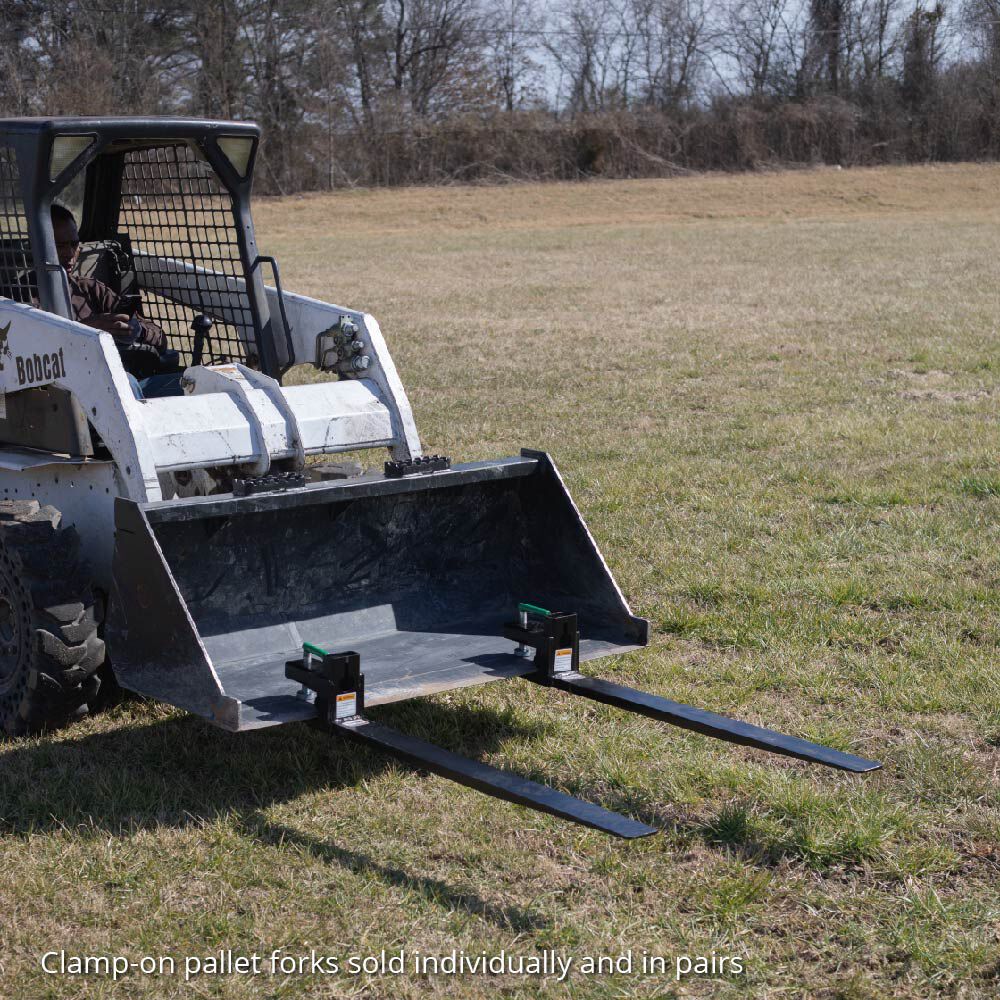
[537,673,882,773]
[334,716,658,838]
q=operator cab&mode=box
[0,118,292,454]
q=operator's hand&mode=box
[82,313,133,344]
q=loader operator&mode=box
[50,204,180,398]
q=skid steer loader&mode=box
[0,117,879,838]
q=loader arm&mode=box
[0,292,419,581]
[129,254,421,462]
[262,284,421,461]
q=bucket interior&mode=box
[144,463,646,726]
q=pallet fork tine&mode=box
[505,606,882,775]
[333,717,657,838]
[286,648,657,839]
[531,673,880,772]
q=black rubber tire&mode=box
[0,501,105,737]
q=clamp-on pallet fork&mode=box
[506,605,880,774]
[286,642,657,838]
[286,604,880,840]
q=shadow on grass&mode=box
[239,813,548,932]
[1,691,871,898]
[0,697,644,930]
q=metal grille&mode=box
[118,143,257,367]
[0,146,34,304]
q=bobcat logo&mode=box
[0,321,64,385]
[0,322,11,372]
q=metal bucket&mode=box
[107,451,648,731]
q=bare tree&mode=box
[716,0,805,98]
[902,0,947,107]
[481,0,546,111]
[300,9,356,187]
[183,0,247,119]
[964,0,1000,72]
[331,0,390,168]
[809,0,846,93]
[625,0,711,109]
[962,0,1000,136]
[844,0,903,90]
[547,0,626,112]
[241,0,315,192]
[2,1,188,116]
[384,0,485,118]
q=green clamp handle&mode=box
[518,602,551,617]
[303,642,330,658]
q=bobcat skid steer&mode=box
[0,118,879,838]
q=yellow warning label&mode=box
[554,647,573,673]
[335,691,357,720]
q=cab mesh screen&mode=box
[0,146,34,304]
[118,143,258,368]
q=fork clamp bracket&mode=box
[503,610,580,681]
[285,648,364,722]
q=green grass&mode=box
[3,164,1000,997]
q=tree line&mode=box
[3,0,1000,192]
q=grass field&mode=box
[3,163,1000,998]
